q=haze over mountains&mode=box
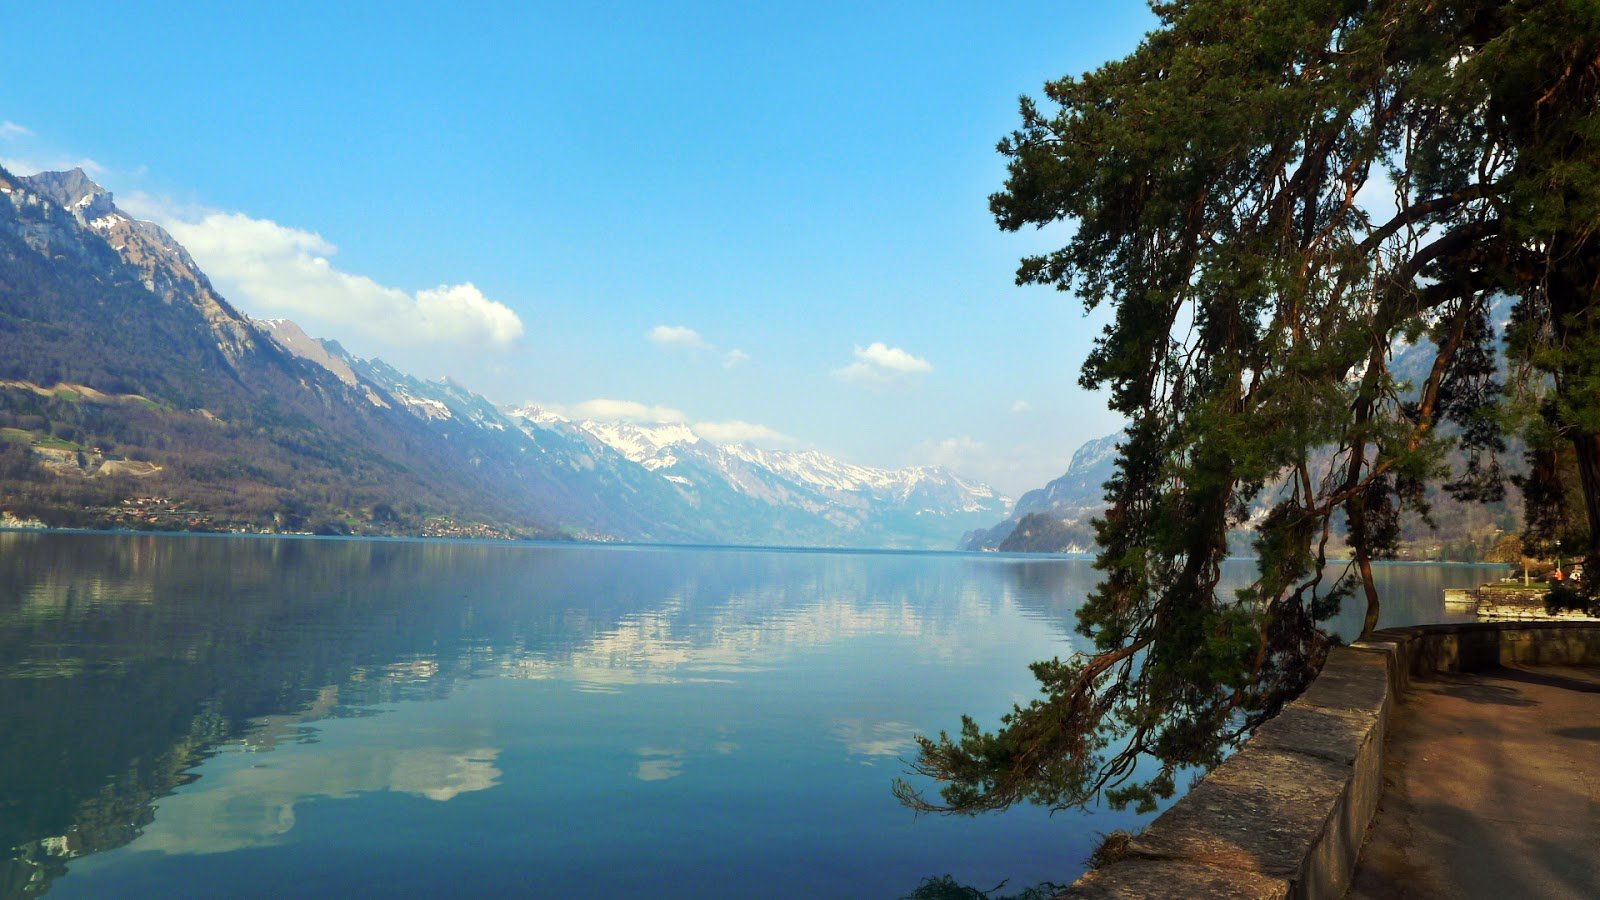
[964,310,1528,560]
[0,166,1009,548]
[0,164,1527,559]
[961,433,1118,552]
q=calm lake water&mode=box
[0,532,1499,898]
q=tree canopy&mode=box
[898,0,1600,815]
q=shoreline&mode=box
[0,526,1522,568]
[0,524,1097,559]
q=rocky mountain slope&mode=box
[265,327,1009,548]
[249,331,1009,548]
[961,433,1117,551]
[0,166,563,538]
[0,166,1004,548]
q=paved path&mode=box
[1348,665,1600,899]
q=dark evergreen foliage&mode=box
[899,0,1600,815]
[996,512,1095,553]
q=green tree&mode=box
[898,0,1600,816]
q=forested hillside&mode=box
[0,166,561,536]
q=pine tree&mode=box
[898,0,1600,815]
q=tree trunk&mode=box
[1358,551,1381,638]
[1571,429,1600,576]
[1548,231,1600,580]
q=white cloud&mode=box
[918,435,986,470]
[1011,400,1031,413]
[414,284,523,345]
[858,342,934,374]
[648,324,710,350]
[118,195,524,350]
[693,419,793,445]
[0,155,106,177]
[0,121,34,140]
[634,747,685,782]
[833,342,933,384]
[120,190,211,220]
[722,348,751,369]
[567,398,687,423]
[535,400,788,445]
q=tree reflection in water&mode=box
[902,874,1067,899]
[0,532,1496,898]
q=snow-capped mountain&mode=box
[246,321,1008,547]
[1,165,1008,549]
[579,420,701,471]
[573,418,1001,512]
[499,407,1010,548]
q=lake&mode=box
[0,532,1499,898]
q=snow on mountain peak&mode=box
[496,402,1007,525]
[715,444,1000,507]
[579,420,701,465]
[507,403,569,426]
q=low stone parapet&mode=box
[1476,585,1551,620]
[1061,621,1600,898]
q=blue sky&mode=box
[0,2,1154,495]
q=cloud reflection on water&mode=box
[0,534,1501,896]
[135,743,503,856]
[831,719,918,759]
[633,747,687,782]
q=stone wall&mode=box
[1061,622,1600,899]
[1474,586,1547,620]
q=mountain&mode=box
[17,168,261,365]
[0,166,566,538]
[969,306,1528,559]
[252,327,1010,547]
[553,415,1008,547]
[996,511,1096,553]
[0,165,1003,547]
[1009,433,1119,521]
[961,433,1119,551]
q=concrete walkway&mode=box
[1348,665,1600,899]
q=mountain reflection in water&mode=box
[0,533,1493,898]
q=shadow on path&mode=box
[1348,665,1600,899]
